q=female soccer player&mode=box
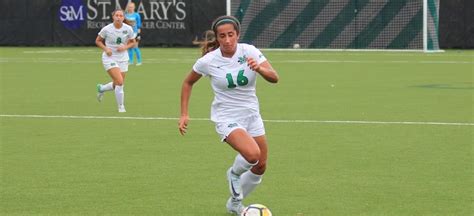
[125,2,142,66]
[178,16,279,215]
[95,9,135,112]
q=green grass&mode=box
[1,47,473,215]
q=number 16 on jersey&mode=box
[226,69,248,88]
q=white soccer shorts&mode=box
[215,114,266,142]
[102,59,128,72]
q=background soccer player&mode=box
[125,2,142,66]
[95,9,135,112]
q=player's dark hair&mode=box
[211,15,240,36]
[198,16,240,56]
[111,9,124,17]
[193,30,217,56]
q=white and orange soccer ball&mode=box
[241,204,272,216]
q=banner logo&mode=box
[58,0,188,30]
[86,0,187,30]
[59,0,87,29]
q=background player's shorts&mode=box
[102,59,128,72]
[215,114,265,142]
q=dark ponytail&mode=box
[193,30,219,56]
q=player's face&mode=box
[113,11,125,23]
[126,4,135,13]
[216,23,239,57]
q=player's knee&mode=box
[245,148,261,164]
[114,80,124,86]
[253,161,266,175]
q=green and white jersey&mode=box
[98,23,134,61]
[193,43,267,122]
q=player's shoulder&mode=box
[239,43,262,55]
[198,48,219,63]
[239,43,258,51]
[101,23,114,30]
[122,23,133,30]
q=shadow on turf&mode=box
[410,83,474,90]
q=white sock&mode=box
[231,154,257,176]
[100,82,114,92]
[114,85,124,107]
[241,171,263,198]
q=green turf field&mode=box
[1,47,473,215]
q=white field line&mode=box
[278,59,473,64]
[14,48,471,57]
[20,49,197,55]
[0,57,472,65]
[0,114,472,126]
[22,49,96,54]
[262,49,474,57]
[9,48,473,58]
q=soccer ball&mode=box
[241,204,272,216]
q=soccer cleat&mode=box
[118,105,126,113]
[227,168,243,201]
[136,62,142,66]
[226,197,245,215]
[96,84,104,102]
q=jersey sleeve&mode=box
[127,26,134,40]
[192,57,209,77]
[98,27,107,39]
[247,44,267,64]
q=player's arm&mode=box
[125,38,137,49]
[247,58,279,83]
[179,71,202,135]
[95,35,112,56]
[136,13,142,33]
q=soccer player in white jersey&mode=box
[95,9,135,113]
[178,16,279,215]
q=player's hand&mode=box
[178,115,189,136]
[247,57,260,72]
[105,48,113,56]
[117,45,127,52]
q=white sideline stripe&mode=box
[0,114,472,126]
[278,59,472,64]
[23,49,96,54]
[19,49,473,57]
[0,57,472,65]
[0,59,472,65]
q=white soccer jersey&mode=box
[193,43,267,122]
[98,23,134,61]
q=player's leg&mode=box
[107,67,125,112]
[116,62,128,112]
[135,41,142,65]
[241,135,267,198]
[98,82,114,93]
[128,48,134,64]
[224,129,260,214]
[118,71,127,112]
[97,60,118,102]
[239,115,267,198]
[96,81,113,102]
[120,71,127,81]
[226,129,261,190]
